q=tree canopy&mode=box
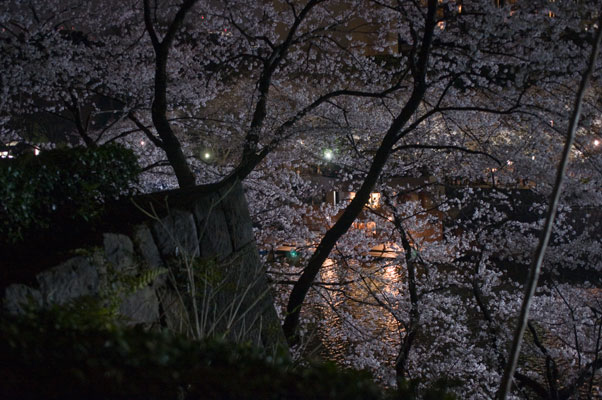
[1,0,601,398]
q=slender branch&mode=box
[527,321,559,398]
[141,159,171,172]
[513,372,550,399]
[560,358,602,399]
[587,316,602,397]
[163,0,198,49]
[241,0,325,162]
[142,0,160,49]
[226,84,406,184]
[128,112,164,148]
[64,93,95,147]
[497,13,602,400]
[282,0,439,344]
[392,143,502,165]
[383,194,421,382]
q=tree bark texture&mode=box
[282,0,438,343]
[143,0,198,189]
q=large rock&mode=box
[119,286,160,325]
[152,209,200,259]
[1,180,287,352]
[193,193,233,259]
[133,225,166,287]
[155,287,189,334]
[104,233,134,273]
[206,242,286,348]
[36,256,100,305]
[133,225,164,269]
[3,284,42,314]
[219,183,255,251]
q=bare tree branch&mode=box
[497,12,602,400]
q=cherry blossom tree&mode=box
[2,0,602,398]
[280,0,602,341]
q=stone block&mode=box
[219,181,255,251]
[133,225,167,286]
[152,209,200,259]
[3,284,42,314]
[133,225,164,269]
[234,244,287,350]
[37,256,99,305]
[104,233,134,273]
[119,286,160,325]
[156,287,189,334]
[193,194,233,258]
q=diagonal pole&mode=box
[497,14,602,400]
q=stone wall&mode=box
[2,181,286,350]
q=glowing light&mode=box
[458,4,462,13]
[140,140,145,146]
[369,193,381,208]
[383,265,398,282]
[594,139,600,147]
[203,151,211,160]
[323,149,334,161]
[532,155,536,160]
[507,160,513,166]
[322,258,335,269]
[34,148,40,156]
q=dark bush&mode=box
[0,308,385,400]
[0,144,139,243]
[396,377,459,400]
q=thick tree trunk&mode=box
[66,94,96,148]
[157,129,196,189]
[282,132,396,342]
[282,0,438,344]
[143,0,198,189]
[150,47,196,188]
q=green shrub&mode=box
[0,308,385,400]
[396,377,460,400]
[0,144,139,243]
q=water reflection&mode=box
[315,258,405,384]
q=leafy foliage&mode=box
[0,307,385,400]
[396,378,460,400]
[0,144,139,242]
